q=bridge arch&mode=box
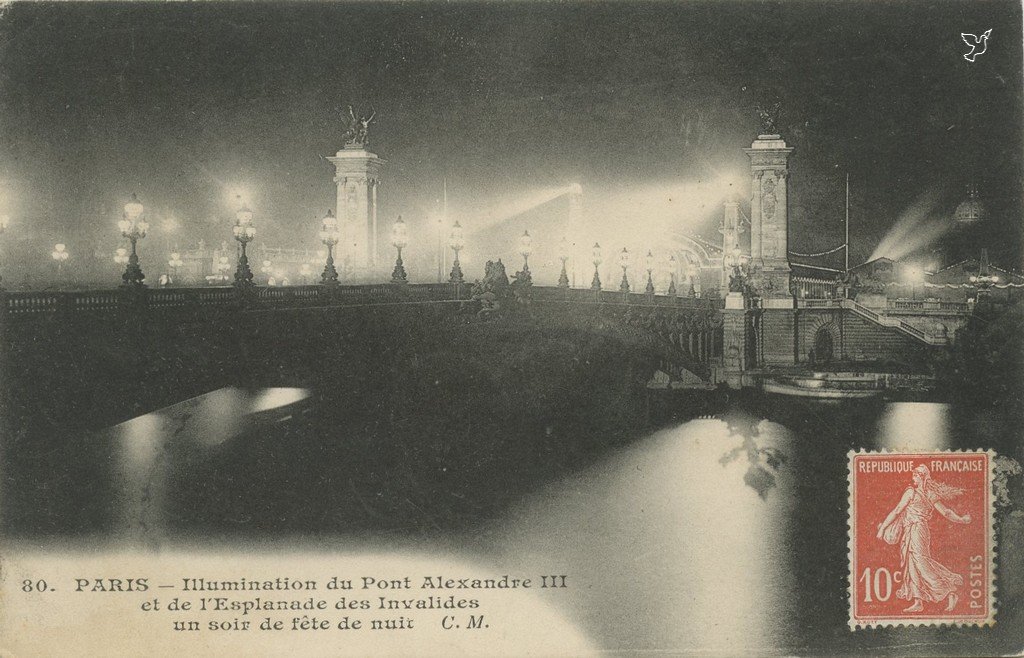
[808,318,841,364]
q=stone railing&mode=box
[796,298,844,309]
[2,283,723,320]
[887,299,970,314]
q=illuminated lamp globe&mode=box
[953,185,985,226]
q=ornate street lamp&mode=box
[231,198,256,288]
[519,230,533,276]
[969,272,1000,298]
[390,215,408,284]
[687,267,698,297]
[51,243,69,282]
[618,247,631,293]
[319,209,340,286]
[645,250,655,295]
[591,242,602,291]
[118,193,148,287]
[448,221,464,284]
[667,254,678,295]
[725,244,748,294]
[168,250,183,284]
[557,237,570,289]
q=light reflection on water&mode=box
[876,402,951,451]
[486,416,799,655]
[7,390,972,654]
[105,387,311,542]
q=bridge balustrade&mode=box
[0,283,726,322]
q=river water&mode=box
[2,387,1021,655]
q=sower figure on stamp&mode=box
[876,464,972,613]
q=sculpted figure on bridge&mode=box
[756,101,783,135]
[341,105,376,147]
[471,260,511,318]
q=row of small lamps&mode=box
[8,195,699,293]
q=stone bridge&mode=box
[0,284,725,433]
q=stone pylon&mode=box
[743,134,793,306]
[328,146,385,277]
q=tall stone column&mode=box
[743,134,793,305]
[328,147,386,278]
[719,199,743,292]
[719,292,748,388]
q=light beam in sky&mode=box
[869,188,953,262]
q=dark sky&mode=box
[0,1,1021,283]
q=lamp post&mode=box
[557,237,570,289]
[168,251,183,285]
[319,209,340,286]
[51,243,69,284]
[668,254,678,296]
[645,250,655,295]
[231,198,256,288]
[390,215,408,284]
[519,230,532,283]
[448,221,464,285]
[904,266,923,301]
[618,247,631,293]
[970,273,999,298]
[724,244,748,294]
[687,267,697,298]
[591,243,603,292]
[118,193,148,287]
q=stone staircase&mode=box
[841,299,948,346]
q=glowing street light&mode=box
[591,243,603,291]
[519,230,533,274]
[168,250,183,284]
[51,242,69,282]
[667,254,678,295]
[231,197,256,288]
[390,215,408,284]
[557,237,570,289]
[904,265,923,300]
[448,220,465,285]
[618,247,631,293]
[118,193,149,287]
[319,209,340,286]
[645,250,656,295]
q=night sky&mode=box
[0,1,1021,285]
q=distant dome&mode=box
[954,186,985,225]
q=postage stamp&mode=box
[848,450,996,629]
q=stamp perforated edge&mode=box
[846,448,997,630]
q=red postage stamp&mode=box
[848,450,996,629]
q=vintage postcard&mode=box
[0,1,1022,656]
